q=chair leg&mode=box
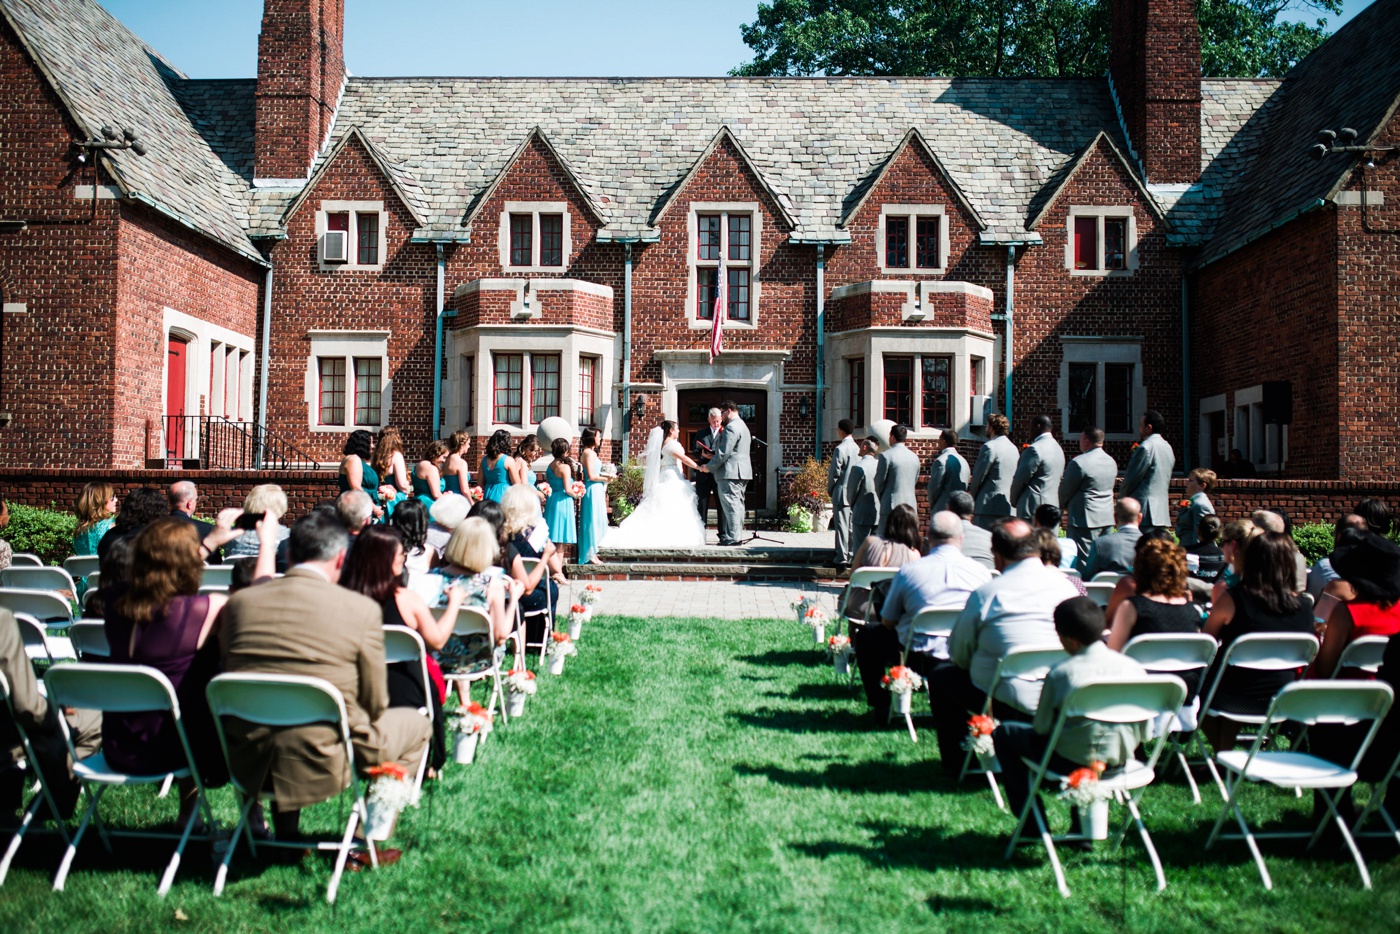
[158,793,205,897]
[214,795,256,896]
[157,774,174,799]
[1175,747,1202,804]
[326,802,362,904]
[984,772,1006,812]
[1032,797,1070,898]
[902,709,917,744]
[0,794,41,887]
[53,784,105,892]
[1313,788,1372,889]
[1207,776,1272,891]
[1127,797,1167,892]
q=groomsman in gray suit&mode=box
[1119,409,1176,533]
[970,413,1018,529]
[705,400,753,546]
[827,419,860,569]
[1058,425,1118,566]
[1010,414,1066,520]
[875,424,920,536]
[926,429,969,514]
[1081,498,1143,579]
[848,438,881,550]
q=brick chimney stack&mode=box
[255,0,345,182]
[1110,0,1202,184]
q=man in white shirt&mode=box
[854,511,992,717]
[927,518,1080,771]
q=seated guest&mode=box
[498,486,560,645]
[1186,514,1228,583]
[928,518,1081,772]
[427,493,472,560]
[389,498,433,577]
[1080,498,1141,579]
[1,609,101,822]
[948,491,993,570]
[218,512,431,857]
[97,486,169,562]
[1034,529,1087,596]
[1032,505,1075,571]
[1354,498,1393,538]
[224,484,291,560]
[1311,530,1400,679]
[1252,509,1307,592]
[168,480,215,541]
[467,499,509,569]
[1210,518,1262,603]
[436,518,521,644]
[1102,528,1174,622]
[854,511,991,716]
[1107,538,1206,700]
[1174,469,1216,548]
[1202,532,1316,754]
[1306,513,1367,601]
[992,597,1149,822]
[72,482,117,556]
[844,503,922,624]
[336,490,375,539]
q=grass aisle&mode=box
[2,612,1398,932]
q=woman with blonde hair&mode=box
[225,483,291,558]
[1175,468,1217,547]
[437,517,521,645]
[73,481,118,555]
[443,429,474,499]
[500,485,559,643]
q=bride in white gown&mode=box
[601,420,707,549]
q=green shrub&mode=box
[7,503,78,565]
[608,460,645,524]
[784,503,814,533]
[1291,523,1334,566]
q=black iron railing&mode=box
[159,415,327,470]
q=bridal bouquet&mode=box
[1058,762,1109,807]
[505,669,538,696]
[881,665,924,695]
[962,714,999,759]
[579,583,602,606]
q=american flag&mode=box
[709,263,725,362]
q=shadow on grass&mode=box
[738,649,822,668]
[736,759,955,795]
[771,682,858,702]
[731,707,882,733]
[791,821,1009,871]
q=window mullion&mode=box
[1097,217,1106,272]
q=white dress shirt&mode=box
[882,545,993,652]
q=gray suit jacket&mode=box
[926,447,970,513]
[828,436,859,506]
[848,454,880,526]
[970,434,1018,519]
[1119,433,1175,527]
[1059,447,1118,529]
[1175,492,1215,547]
[875,443,920,527]
[960,519,995,570]
[1082,525,1142,578]
[709,416,753,481]
[1011,433,1066,519]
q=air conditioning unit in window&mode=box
[320,230,348,263]
[970,394,993,427]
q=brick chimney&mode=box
[255,0,345,181]
[1109,0,1202,184]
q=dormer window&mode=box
[685,202,762,329]
[500,202,571,272]
[877,205,948,274]
[1066,207,1136,275]
[317,201,386,270]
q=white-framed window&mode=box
[1233,384,1288,472]
[316,200,387,271]
[881,353,955,428]
[163,308,254,428]
[1057,337,1144,440]
[499,201,571,272]
[877,204,948,274]
[490,350,567,427]
[686,201,761,330]
[1065,206,1136,276]
[304,330,391,431]
[578,355,598,427]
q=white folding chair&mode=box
[63,555,102,580]
[1192,632,1319,799]
[884,606,964,742]
[13,613,53,668]
[1005,675,1188,897]
[1352,745,1400,849]
[1333,635,1389,678]
[81,582,104,615]
[200,565,236,589]
[1084,582,1116,608]
[197,584,230,596]
[42,663,213,896]
[1123,633,1220,803]
[67,620,111,660]
[0,588,74,626]
[442,607,508,729]
[9,553,42,567]
[206,673,375,903]
[958,645,1068,810]
[0,670,77,888]
[1204,681,1394,890]
[517,557,555,668]
[2,566,78,596]
[1089,571,1124,584]
[383,625,434,793]
[839,566,898,633]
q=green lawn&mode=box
[2,612,1398,932]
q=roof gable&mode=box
[839,128,988,231]
[281,126,429,229]
[459,127,610,235]
[649,126,798,231]
[1027,131,1169,230]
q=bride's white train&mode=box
[601,423,707,550]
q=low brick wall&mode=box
[0,468,341,516]
[1171,479,1400,527]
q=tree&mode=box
[731,1,1343,78]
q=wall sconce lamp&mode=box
[798,396,810,418]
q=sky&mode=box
[96,0,1374,79]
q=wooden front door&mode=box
[677,388,767,510]
[165,336,188,459]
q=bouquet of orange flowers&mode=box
[802,605,829,629]
[445,701,494,736]
[571,481,586,497]
[579,583,602,605]
[365,762,417,811]
[547,631,578,659]
[961,714,998,758]
[826,634,853,659]
[1058,761,1109,807]
[881,665,924,695]
[505,669,538,696]
[470,485,485,500]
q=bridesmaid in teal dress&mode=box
[443,429,473,498]
[412,439,449,510]
[338,430,384,517]
[374,427,413,516]
[576,428,612,564]
[544,437,582,547]
[481,429,514,503]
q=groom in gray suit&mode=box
[706,400,753,546]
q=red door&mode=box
[166,336,188,459]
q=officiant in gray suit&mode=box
[705,400,753,546]
[1119,409,1176,533]
[875,424,920,536]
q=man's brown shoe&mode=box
[346,846,402,871]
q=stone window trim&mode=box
[499,201,573,273]
[303,330,392,432]
[163,307,255,428]
[876,204,949,275]
[1233,384,1288,473]
[685,201,762,331]
[1056,336,1145,441]
[316,200,387,272]
[1064,205,1137,277]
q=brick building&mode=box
[0,0,1397,511]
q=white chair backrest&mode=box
[1084,581,1117,608]
[13,612,51,662]
[200,566,236,588]
[205,673,347,731]
[81,586,103,615]
[383,624,427,664]
[453,606,493,639]
[1220,632,1319,671]
[9,553,42,567]
[910,606,963,640]
[518,557,541,574]
[85,571,101,592]
[992,645,1068,685]
[197,584,230,596]
[44,663,180,716]
[0,588,74,624]
[63,555,102,578]
[1063,676,1189,724]
[1090,571,1124,584]
[1335,635,1390,677]
[1122,633,1219,672]
[1,566,77,594]
[68,620,111,659]
[848,566,898,591]
[1265,681,1394,728]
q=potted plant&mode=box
[504,668,537,718]
[781,456,832,532]
[608,460,646,523]
[445,701,494,765]
[363,762,416,841]
[1058,761,1111,840]
[790,593,819,626]
[881,665,924,716]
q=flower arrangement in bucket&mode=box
[363,762,416,841]
[802,604,830,645]
[881,665,924,715]
[445,701,494,765]
[567,603,588,640]
[961,714,999,770]
[505,668,537,717]
[790,593,819,626]
[781,456,833,532]
[827,634,854,676]
[1058,761,1111,840]
[579,583,602,606]
[547,631,577,675]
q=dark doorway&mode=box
[677,388,767,510]
[1207,410,1226,471]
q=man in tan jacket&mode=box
[218,511,429,847]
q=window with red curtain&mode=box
[493,353,523,424]
[883,356,913,424]
[578,356,597,426]
[530,354,560,423]
[1073,216,1098,269]
[318,357,346,425]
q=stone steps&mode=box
[569,542,839,582]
